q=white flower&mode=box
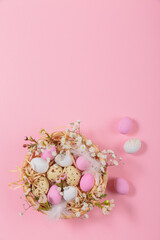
[89,147,95,153]
[97,152,103,158]
[83,202,88,207]
[81,206,86,211]
[61,137,66,144]
[89,204,93,210]
[84,214,89,218]
[86,140,92,146]
[40,129,46,135]
[52,151,57,156]
[69,132,74,138]
[72,126,76,131]
[101,160,106,166]
[57,187,61,192]
[82,193,86,198]
[107,149,114,154]
[112,154,116,159]
[80,144,86,152]
[76,212,81,217]
[102,150,107,154]
[76,120,81,124]
[76,136,82,142]
[113,160,118,166]
[19,212,23,216]
[75,197,80,203]
[102,154,107,159]
[102,206,109,215]
[91,152,96,157]
[47,157,51,162]
[100,166,105,173]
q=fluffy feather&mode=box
[71,148,101,185]
[45,200,72,221]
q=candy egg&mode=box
[30,157,49,173]
[76,156,89,171]
[32,177,49,197]
[114,178,129,194]
[63,186,77,202]
[47,185,62,205]
[47,164,63,182]
[55,153,73,167]
[118,117,132,134]
[124,138,141,154]
[80,173,95,192]
[63,166,81,186]
[41,146,56,161]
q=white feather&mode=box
[45,200,72,221]
[71,148,101,185]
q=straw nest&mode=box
[21,131,108,219]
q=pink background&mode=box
[0,0,160,239]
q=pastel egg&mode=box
[47,164,63,182]
[63,186,77,202]
[76,156,89,171]
[41,146,56,161]
[47,185,62,205]
[63,166,81,186]
[55,153,73,167]
[30,157,49,173]
[80,173,95,192]
[114,178,129,194]
[118,117,132,134]
[32,177,49,197]
[124,138,141,154]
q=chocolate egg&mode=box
[47,185,62,205]
[30,157,49,173]
[47,165,63,182]
[124,138,141,154]
[63,166,81,186]
[114,178,129,194]
[118,117,132,134]
[55,153,73,167]
[80,173,95,192]
[32,177,49,197]
[63,186,77,202]
[76,156,89,171]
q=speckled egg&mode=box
[47,185,62,205]
[41,146,56,161]
[55,153,73,167]
[30,157,49,173]
[32,177,49,197]
[80,173,95,192]
[63,186,77,202]
[47,164,63,182]
[114,178,129,194]
[63,166,81,186]
[76,156,89,171]
[124,138,141,154]
[118,117,132,134]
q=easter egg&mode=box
[63,166,81,186]
[41,146,56,161]
[63,186,77,202]
[55,153,73,167]
[118,117,132,134]
[47,164,63,182]
[114,178,129,194]
[32,177,49,197]
[47,185,62,205]
[80,173,95,192]
[76,156,89,171]
[30,157,49,173]
[124,138,141,154]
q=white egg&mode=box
[30,157,49,173]
[55,154,73,167]
[63,186,77,202]
[124,138,141,154]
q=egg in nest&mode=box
[63,166,81,186]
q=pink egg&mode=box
[80,173,95,192]
[114,178,129,195]
[41,146,56,161]
[76,156,89,171]
[118,117,132,134]
[47,185,62,204]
